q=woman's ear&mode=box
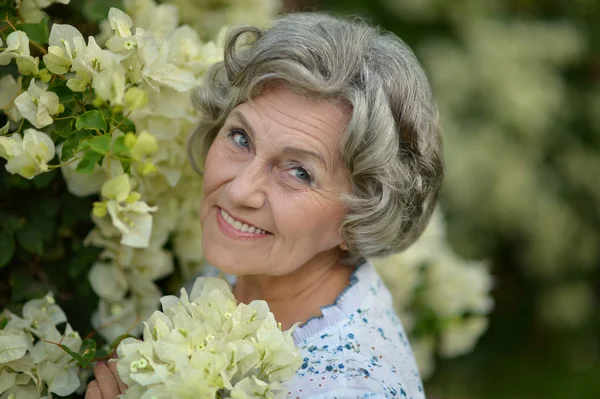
[340,241,349,251]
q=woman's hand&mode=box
[85,361,128,399]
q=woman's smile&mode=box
[216,206,273,239]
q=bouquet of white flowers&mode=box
[115,277,302,399]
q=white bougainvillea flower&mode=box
[0,129,55,179]
[0,74,22,123]
[108,7,134,38]
[16,0,71,23]
[0,31,30,65]
[92,58,126,105]
[424,255,494,318]
[438,316,489,358]
[0,292,81,397]
[99,174,158,248]
[116,276,300,398]
[141,42,196,92]
[43,23,86,75]
[0,30,39,76]
[14,79,60,128]
[168,25,223,75]
[123,0,179,41]
[231,376,285,399]
[88,261,129,301]
[68,37,117,92]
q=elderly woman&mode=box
[87,11,443,399]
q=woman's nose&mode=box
[226,158,267,209]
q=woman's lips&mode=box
[216,208,272,240]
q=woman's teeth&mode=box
[220,209,268,234]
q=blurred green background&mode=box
[283,0,600,398]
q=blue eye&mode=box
[229,129,249,148]
[292,167,312,183]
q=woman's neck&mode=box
[232,255,355,330]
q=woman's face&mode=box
[200,85,351,276]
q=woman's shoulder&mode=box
[285,261,425,399]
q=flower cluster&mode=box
[0,293,82,398]
[373,209,494,378]
[116,277,301,399]
[77,3,227,343]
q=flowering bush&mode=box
[374,210,493,378]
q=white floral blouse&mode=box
[283,259,425,399]
[190,260,425,399]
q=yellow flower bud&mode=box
[126,191,141,204]
[124,87,149,110]
[124,132,137,149]
[112,104,124,114]
[39,68,52,83]
[137,161,157,176]
[131,131,158,160]
[57,104,65,114]
[92,201,107,218]
[92,97,105,108]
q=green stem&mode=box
[109,110,132,135]
[48,155,82,170]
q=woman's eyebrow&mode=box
[230,110,255,138]
[282,147,326,169]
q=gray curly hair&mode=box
[188,12,444,265]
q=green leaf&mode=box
[60,130,93,162]
[88,134,111,155]
[81,0,123,23]
[109,334,134,350]
[1,213,24,235]
[48,80,75,104]
[16,224,44,255]
[58,338,97,368]
[18,17,50,44]
[76,110,107,131]
[112,135,129,155]
[113,113,136,134]
[0,229,14,268]
[120,158,131,174]
[76,150,103,174]
[53,118,74,138]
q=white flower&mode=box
[89,261,129,301]
[410,336,435,379]
[0,30,40,76]
[68,36,117,92]
[43,23,85,75]
[14,79,60,128]
[16,0,71,23]
[0,129,55,179]
[424,255,494,318]
[124,0,180,41]
[116,277,300,398]
[97,174,158,248]
[0,293,81,397]
[0,74,22,123]
[438,317,489,358]
[92,57,127,105]
[167,25,223,76]
[0,31,29,65]
[108,7,134,38]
